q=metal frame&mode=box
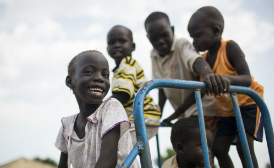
[121,79,274,168]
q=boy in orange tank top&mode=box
[187,6,264,168]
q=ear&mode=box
[132,43,136,52]
[212,25,220,36]
[66,76,74,89]
[171,26,175,35]
[176,142,186,155]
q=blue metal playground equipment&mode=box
[121,79,274,168]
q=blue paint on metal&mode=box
[121,141,143,168]
[121,79,274,168]
[156,134,162,167]
[194,90,211,168]
[160,121,173,127]
[230,93,254,168]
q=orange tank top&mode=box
[201,39,264,117]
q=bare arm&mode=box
[58,152,68,168]
[225,41,252,86]
[112,92,130,105]
[193,57,230,96]
[95,124,120,168]
[158,89,166,117]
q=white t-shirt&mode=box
[151,37,200,110]
[55,98,140,168]
[151,37,222,117]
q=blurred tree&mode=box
[33,157,58,166]
[265,163,271,168]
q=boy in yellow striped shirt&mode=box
[107,25,161,145]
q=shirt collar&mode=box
[112,56,131,72]
[86,112,98,124]
[112,62,121,72]
[151,36,177,58]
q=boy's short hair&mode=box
[108,25,134,41]
[191,6,224,34]
[144,12,170,28]
[68,50,102,76]
[171,118,210,146]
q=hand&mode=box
[203,74,230,97]
[162,118,172,126]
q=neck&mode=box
[115,59,122,66]
[77,101,101,119]
[115,55,131,66]
[176,155,196,168]
[207,39,221,57]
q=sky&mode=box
[0,0,274,167]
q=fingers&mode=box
[215,74,224,95]
[203,74,229,96]
[223,76,231,91]
[204,76,213,95]
[219,74,227,92]
[209,75,219,96]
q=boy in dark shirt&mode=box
[188,6,264,168]
[162,118,213,168]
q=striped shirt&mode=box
[112,56,161,125]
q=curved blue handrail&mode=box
[121,79,274,168]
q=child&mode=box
[162,118,213,168]
[145,12,228,134]
[107,25,161,145]
[188,6,264,168]
[55,50,140,168]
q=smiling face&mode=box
[188,16,220,52]
[67,52,110,105]
[146,18,174,56]
[107,26,135,65]
[182,128,213,167]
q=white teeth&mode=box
[89,88,103,93]
[90,91,103,95]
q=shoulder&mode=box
[121,56,138,66]
[174,38,191,47]
[161,155,177,168]
[59,114,78,141]
[225,40,245,58]
[101,98,125,111]
[61,114,78,126]
[226,40,241,51]
[174,38,197,54]
[100,98,128,121]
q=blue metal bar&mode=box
[122,79,274,168]
[230,93,254,168]
[121,141,143,168]
[194,89,211,168]
[156,134,162,167]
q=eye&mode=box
[195,33,202,38]
[108,40,115,45]
[161,32,168,37]
[119,38,127,44]
[102,72,109,78]
[149,36,157,42]
[85,70,93,75]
